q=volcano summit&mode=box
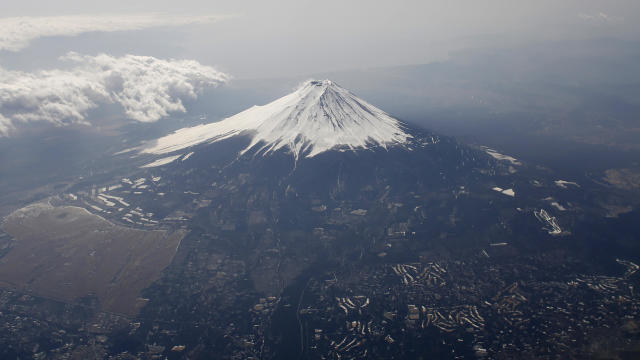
[142,80,412,160]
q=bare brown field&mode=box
[604,168,640,191]
[0,201,184,315]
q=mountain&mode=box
[84,79,596,357]
[121,80,493,234]
[140,79,412,160]
[2,80,639,359]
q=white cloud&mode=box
[0,53,230,135]
[0,14,225,52]
[0,114,10,135]
[578,12,622,23]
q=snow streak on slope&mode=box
[141,154,182,168]
[142,80,411,159]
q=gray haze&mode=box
[2,0,640,78]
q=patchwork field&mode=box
[0,201,184,315]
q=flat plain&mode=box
[0,201,184,315]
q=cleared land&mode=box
[604,168,640,191]
[0,201,184,315]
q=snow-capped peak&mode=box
[142,79,411,159]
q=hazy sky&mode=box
[2,1,639,78]
[0,1,639,135]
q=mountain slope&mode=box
[9,79,633,360]
[142,80,411,160]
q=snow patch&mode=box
[555,180,580,189]
[101,194,130,207]
[141,154,182,168]
[182,152,194,161]
[550,202,566,211]
[97,196,116,207]
[492,187,515,197]
[534,209,563,235]
[501,188,515,197]
[483,147,521,165]
[543,197,567,211]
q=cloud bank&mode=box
[0,53,230,135]
[0,14,223,52]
